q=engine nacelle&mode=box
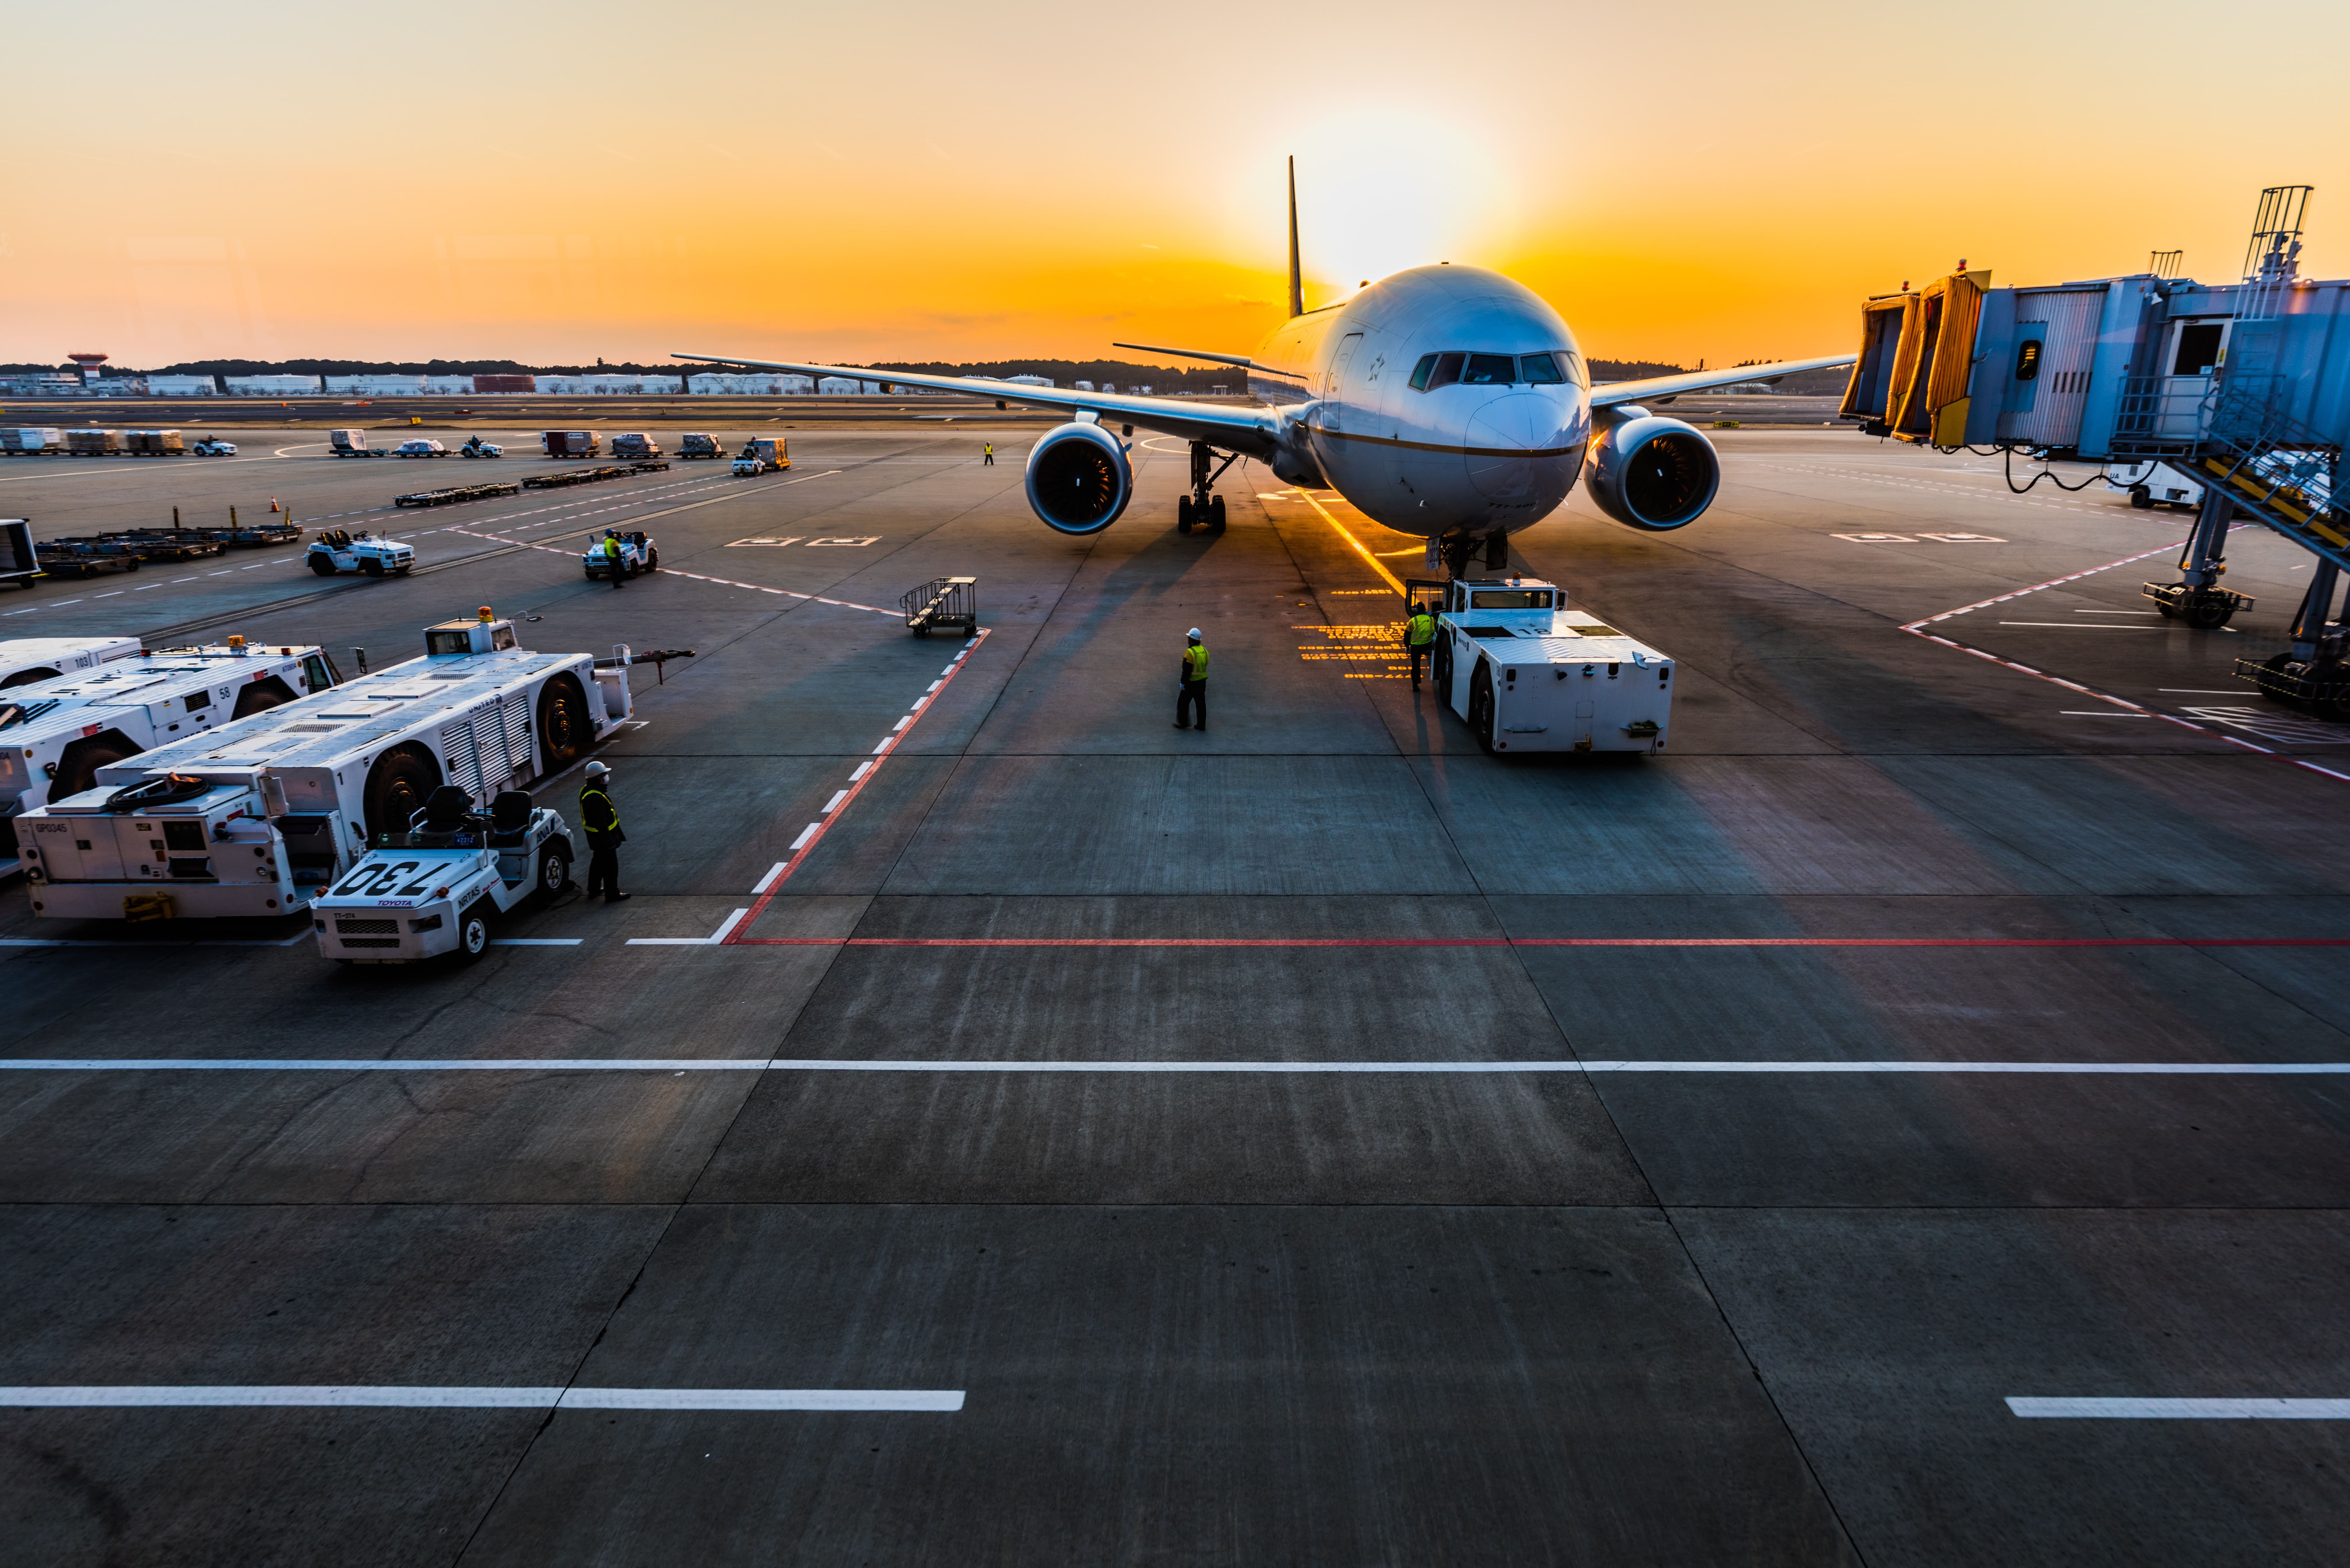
[1582,411,1721,531]
[1024,420,1133,535]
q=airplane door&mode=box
[1324,333,1364,434]
[2157,317,2230,442]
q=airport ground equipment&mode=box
[311,784,575,963]
[1,429,64,456]
[901,577,977,637]
[458,436,504,458]
[732,455,767,476]
[0,639,337,815]
[191,437,237,456]
[0,635,140,687]
[33,540,140,579]
[1,521,39,591]
[2105,459,2204,510]
[522,461,666,491]
[83,528,226,563]
[124,430,184,456]
[611,432,662,460]
[542,430,600,458]
[65,430,123,456]
[678,433,725,459]
[306,528,414,577]
[1848,188,2350,654]
[330,429,392,458]
[395,439,447,457]
[15,609,632,922]
[582,531,658,581]
[394,480,521,509]
[737,437,789,471]
[1425,576,1674,755]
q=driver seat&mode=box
[487,789,533,847]
[411,785,476,846]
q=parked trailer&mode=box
[1425,576,1676,755]
[611,432,662,460]
[394,481,521,509]
[1,429,65,456]
[0,634,142,687]
[124,430,185,456]
[541,430,600,458]
[0,640,338,817]
[33,541,141,579]
[329,429,392,458]
[678,433,726,459]
[1,520,41,592]
[65,430,124,457]
[15,612,635,922]
[522,461,667,491]
[87,529,227,562]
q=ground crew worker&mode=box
[1403,600,1437,689]
[580,759,628,902]
[603,532,626,589]
[1174,628,1208,731]
[983,442,995,467]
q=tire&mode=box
[1432,638,1453,700]
[535,675,591,770]
[2,667,60,689]
[123,555,141,571]
[536,844,572,903]
[394,564,411,576]
[1209,495,1227,533]
[230,676,296,719]
[2154,599,2177,620]
[362,560,384,577]
[1468,664,1497,755]
[2184,599,2236,631]
[453,901,492,964]
[645,549,658,571]
[1177,496,1194,534]
[50,730,139,799]
[2129,485,2152,509]
[309,555,337,576]
[361,743,441,841]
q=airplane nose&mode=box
[1465,392,1581,505]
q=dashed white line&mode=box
[822,789,849,813]
[2008,1398,2350,1420]
[789,824,819,850]
[0,1385,963,1413]
[752,862,788,894]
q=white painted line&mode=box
[871,738,893,754]
[51,598,81,606]
[822,789,849,814]
[790,823,819,850]
[2008,1398,2350,1420]
[849,761,871,781]
[753,861,788,894]
[891,715,912,731]
[0,1385,964,1412]
[134,583,160,590]
[622,908,749,947]
[1998,622,2168,629]
[489,939,583,946]
[10,1059,2348,1075]
[926,680,943,693]
[2061,711,2153,717]
[93,590,123,598]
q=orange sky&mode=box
[7,0,2348,371]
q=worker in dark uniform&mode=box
[580,759,628,901]
[1174,627,1208,731]
[1403,600,1437,689]
[603,532,626,589]
[983,442,995,466]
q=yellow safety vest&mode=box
[1184,644,1209,680]
[605,539,622,561]
[1406,613,1436,646]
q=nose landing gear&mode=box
[1177,441,1237,535]
[1437,529,1512,578]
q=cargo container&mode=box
[0,429,64,456]
[541,430,600,458]
[0,520,38,592]
[124,429,184,456]
[610,432,662,460]
[65,429,123,456]
[678,432,725,459]
[329,428,390,458]
[736,436,790,470]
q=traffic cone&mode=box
[270,497,281,513]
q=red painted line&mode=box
[723,935,2350,949]
[727,630,991,941]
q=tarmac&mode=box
[1,422,2346,1564]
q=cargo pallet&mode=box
[394,481,523,509]
[521,461,669,492]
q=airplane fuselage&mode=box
[1244,264,1593,540]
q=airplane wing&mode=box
[672,352,1283,457]
[1589,354,1855,409]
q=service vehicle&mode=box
[2,519,39,591]
[329,429,390,458]
[458,435,504,458]
[610,432,662,460]
[541,430,599,458]
[0,639,337,815]
[2105,459,2204,511]
[395,439,447,458]
[678,432,725,459]
[311,784,575,963]
[16,609,636,923]
[582,530,658,581]
[305,528,414,577]
[191,437,238,456]
[736,436,789,471]
[1,429,65,456]
[125,430,184,456]
[1,634,141,688]
[731,454,766,476]
[1427,576,1675,755]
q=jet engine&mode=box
[1582,411,1721,531]
[1024,421,1133,535]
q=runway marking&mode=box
[5,1058,2346,1075]
[2008,1398,2350,1420]
[730,631,989,936]
[753,861,788,893]
[0,1385,964,1412]
[488,938,581,946]
[624,908,748,946]
[1286,491,1410,596]
[692,935,2350,949]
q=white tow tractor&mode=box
[459,436,504,459]
[306,528,414,577]
[582,530,658,581]
[191,437,238,457]
[312,784,575,962]
[1,634,142,688]
[2104,459,2204,511]
[1427,576,1676,755]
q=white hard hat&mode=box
[1187,627,1202,639]
[584,760,610,777]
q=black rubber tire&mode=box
[2129,485,2152,509]
[309,555,337,576]
[535,675,591,770]
[122,555,140,571]
[535,844,572,903]
[2184,599,2236,631]
[1432,638,1452,700]
[453,901,492,964]
[645,549,658,571]
[2154,599,2177,619]
[1209,495,1227,534]
[1177,496,1194,534]
[230,676,296,719]
[361,743,440,841]
[50,731,139,799]
[362,560,384,577]
[1469,665,1497,755]
[394,564,411,576]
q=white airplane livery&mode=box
[681,160,1853,576]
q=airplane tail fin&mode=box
[1287,156,1304,319]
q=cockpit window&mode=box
[1417,352,1464,391]
[1519,353,1563,384]
[1462,354,1514,385]
[1410,351,1588,392]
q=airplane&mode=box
[678,159,1854,578]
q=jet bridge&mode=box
[1845,186,2350,713]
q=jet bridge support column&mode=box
[2142,487,2254,630]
